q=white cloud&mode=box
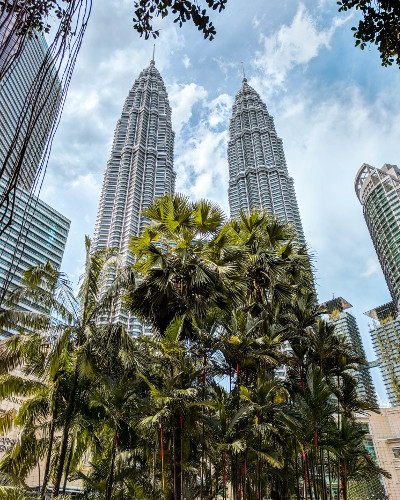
[168,83,208,134]
[362,257,381,278]
[174,122,229,213]
[213,57,240,81]
[272,82,400,310]
[251,4,349,93]
[65,89,100,117]
[207,93,233,128]
[70,172,102,200]
[182,55,191,68]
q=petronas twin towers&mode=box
[93,60,305,335]
[228,74,304,242]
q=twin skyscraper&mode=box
[92,59,306,335]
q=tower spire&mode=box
[241,62,247,83]
[151,44,155,65]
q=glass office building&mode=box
[0,26,61,190]
[92,59,175,335]
[366,301,400,406]
[0,177,70,339]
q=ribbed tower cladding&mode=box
[93,59,175,335]
[228,76,305,243]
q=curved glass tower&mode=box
[93,59,175,335]
[228,76,305,243]
[355,163,400,309]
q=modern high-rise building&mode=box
[0,177,70,339]
[355,163,400,310]
[0,28,61,191]
[320,297,378,406]
[365,301,400,406]
[227,75,305,243]
[0,10,18,74]
[0,22,68,332]
[93,58,175,335]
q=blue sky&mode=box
[40,0,400,403]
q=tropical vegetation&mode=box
[0,194,388,499]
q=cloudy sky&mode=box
[40,0,400,403]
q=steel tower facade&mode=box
[228,76,305,243]
[355,163,400,310]
[93,59,175,335]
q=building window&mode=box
[392,447,400,458]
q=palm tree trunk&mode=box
[326,450,333,500]
[62,443,74,494]
[153,443,156,497]
[319,447,327,500]
[294,441,300,500]
[105,431,117,500]
[173,412,182,500]
[51,369,78,498]
[306,452,313,499]
[303,450,308,500]
[161,423,165,500]
[309,448,319,500]
[40,415,56,500]
[223,452,226,500]
[341,461,347,500]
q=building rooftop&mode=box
[364,301,399,323]
[319,296,352,314]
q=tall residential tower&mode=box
[320,297,377,406]
[0,24,69,331]
[228,75,305,242]
[93,59,175,335]
[365,301,400,406]
[355,163,400,310]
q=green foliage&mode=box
[0,197,388,499]
[0,0,76,36]
[132,0,228,40]
[132,0,400,66]
[338,0,400,66]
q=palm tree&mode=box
[0,195,390,500]
[226,210,314,319]
[0,237,130,497]
[137,318,208,500]
[125,194,245,339]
